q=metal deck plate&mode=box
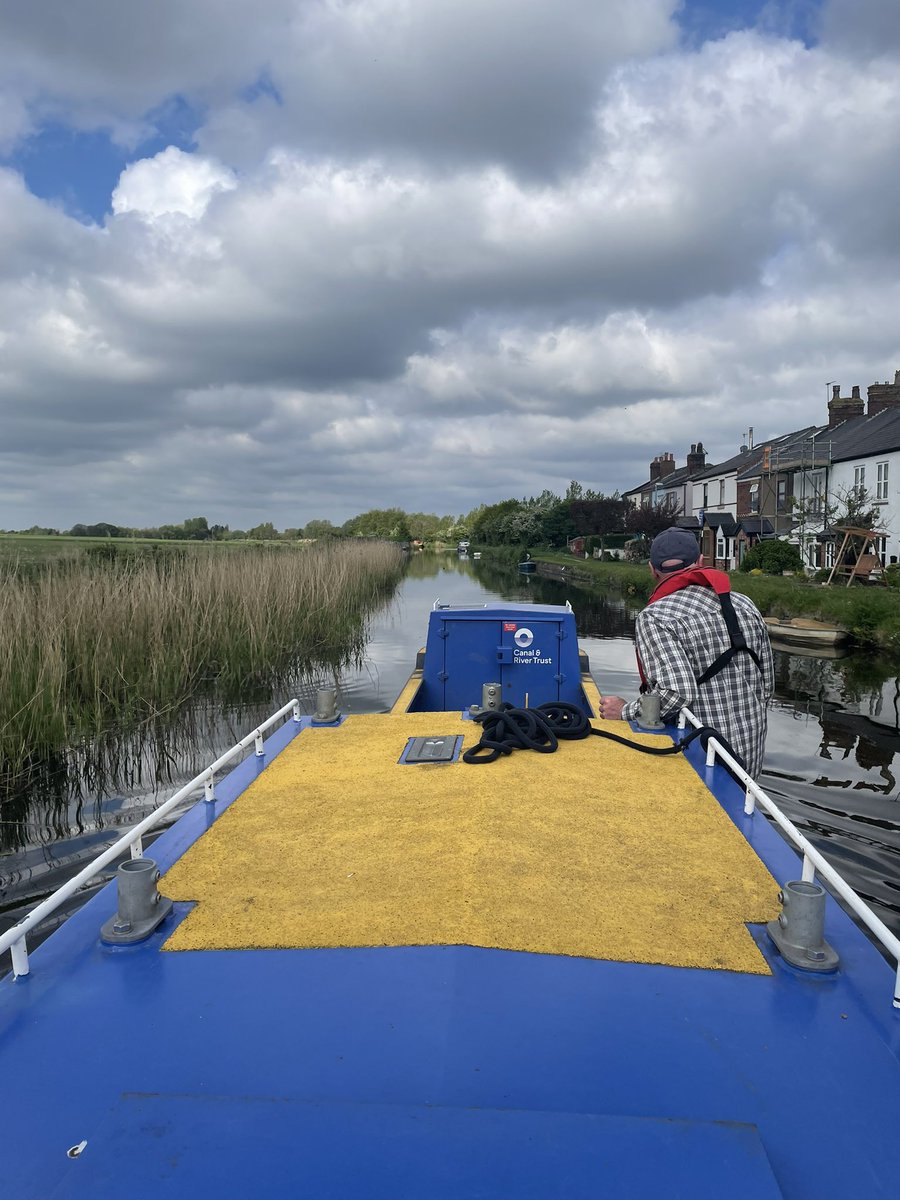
[401,734,461,763]
[52,1093,784,1199]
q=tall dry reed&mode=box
[0,541,403,781]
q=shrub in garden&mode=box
[739,539,805,575]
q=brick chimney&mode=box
[649,452,676,481]
[686,442,707,474]
[828,383,864,428]
[867,370,900,417]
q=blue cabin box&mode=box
[411,603,585,712]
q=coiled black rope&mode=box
[462,700,748,775]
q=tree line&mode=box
[4,485,680,548]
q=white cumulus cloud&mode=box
[112,146,237,220]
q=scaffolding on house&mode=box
[762,436,834,568]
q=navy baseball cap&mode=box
[649,527,701,571]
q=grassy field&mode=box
[0,534,290,566]
[0,539,404,785]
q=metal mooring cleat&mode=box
[767,880,840,972]
[100,858,173,946]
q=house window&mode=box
[854,465,866,493]
[877,461,889,501]
[716,535,726,561]
[875,536,887,566]
[703,483,709,507]
[825,541,835,569]
[805,470,825,515]
[749,482,759,513]
[776,478,788,513]
[719,479,725,505]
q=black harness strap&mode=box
[696,590,764,684]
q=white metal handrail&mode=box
[678,705,900,1009]
[432,600,574,612]
[0,699,301,980]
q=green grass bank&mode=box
[502,550,900,650]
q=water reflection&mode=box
[470,557,643,640]
[2,552,900,953]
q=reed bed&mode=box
[0,541,404,783]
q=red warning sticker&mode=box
[503,622,517,632]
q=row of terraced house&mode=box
[624,371,900,572]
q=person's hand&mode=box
[599,695,626,721]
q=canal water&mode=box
[2,552,899,962]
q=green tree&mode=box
[77,521,122,538]
[539,501,576,546]
[570,494,628,538]
[247,522,279,540]
[182,516,211,540]
[345,508,411,541]
[303,519,338,539]
[406,512,441,541]
[470,499,522,545]
[565,480,599,502]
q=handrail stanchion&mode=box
[130,838,143,860]
[706,739,717,768]
[678,702,900,1007]
[743,786,756,816]
[204,770,215,803]
[10,937,28,979]
[254,730,264,757]
[292,701,301,723]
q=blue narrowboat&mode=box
[1,601,899,1198]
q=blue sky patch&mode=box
[239,71,283,107]
[678,0,822,48]
[3,94,204,225]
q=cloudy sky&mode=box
[1,0,899,530]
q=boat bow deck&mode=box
[2,681,900,1197]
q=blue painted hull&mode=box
[2,643,900,1196]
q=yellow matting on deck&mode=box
[161,713,780,973]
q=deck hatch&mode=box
[401,735,461,764]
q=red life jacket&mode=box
[637,567,763,688]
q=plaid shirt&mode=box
[622,586,775,778]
